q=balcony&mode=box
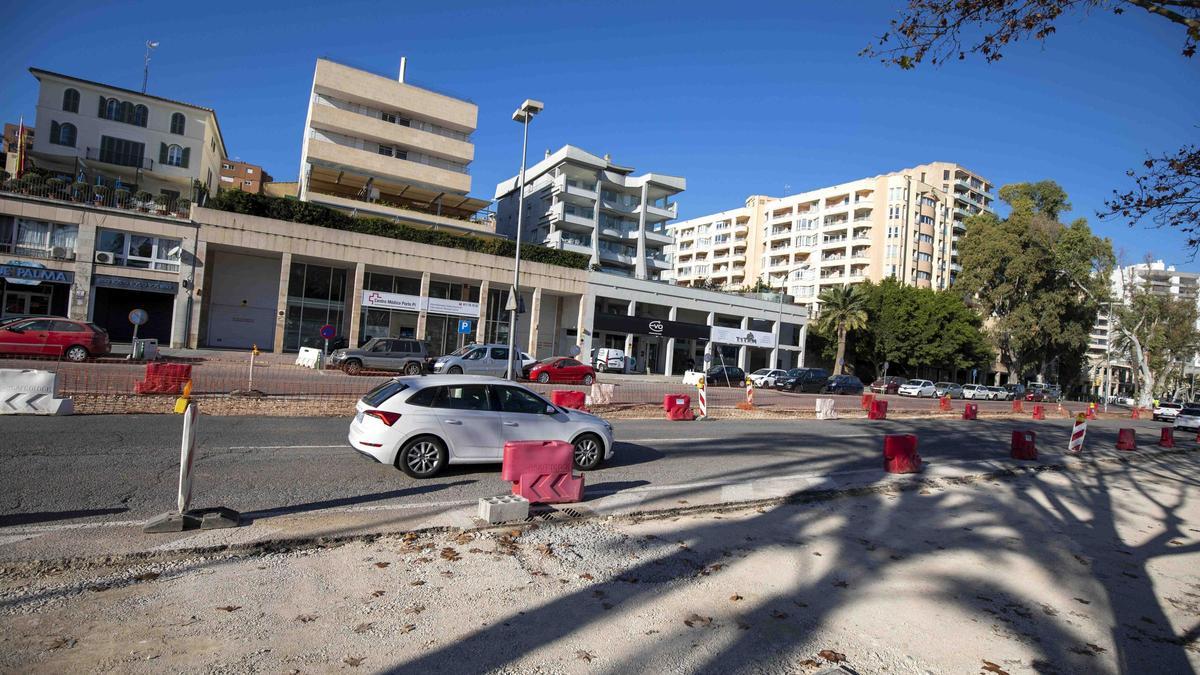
[552,203,596,231]
[645,229,673,246]
[309,104,474,164]
[823,218,849,228]
[306,138,471,194]
[552,175,598,200]
[0,176,191,220]
[821,236,848,247]
[636,202,678,221]
[950,262,963,273]
[86,147,153,171]
[546,231,592,256]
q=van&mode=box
[593,348,626,373]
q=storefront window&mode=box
[96,229,181,272]
[484,287,510,345]
[0,217,78,259]
[284,262,348,351]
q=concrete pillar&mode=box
[590,170,602,269]
[272,252,292,353]
[415,271,431,340]
[169,226,200,349]
[527,287,542,357]
[185,239,207,349]
[624,300,636,371]
[475,280,489,344]
[738,315,750,370]
[771,316,782,370]
[577,293,595,364]
[798,322,808,368]
[347,262,366,347]
[70,221,97,324]
[705,311,716,368]
[635,182,649,280]
[664,306,677,376]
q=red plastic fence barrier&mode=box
[501,440,585,504]
[1116,428,1137,451]
[939,396,952,411]
[666,404,695,421]
[1010,430,1037,460]
[962,403,978,420]
[1012,400,1024,413]
[550,390,587,411]
[861,393,875,410]
[1032,404,1046,420]
[883,434,921,474]
[1086,407,1096,420]
[1159,427,1176,448]
[134,363,192,395]
[868,399,889,420]
[663,393,691,412]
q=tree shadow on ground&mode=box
[0,508,129,528]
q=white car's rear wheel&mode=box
[398,436,447,478]
[573,434,604,471]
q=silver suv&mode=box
[432,343,535,377]
[329,338,428,376]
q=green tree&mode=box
[814,285,869,375]
[954,181,1115,385]
[1112,272,1200,407]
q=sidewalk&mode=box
[1,447,1197,673]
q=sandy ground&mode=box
[1,453,1197,674]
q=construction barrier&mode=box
[663,393,688,412]
[1068,413,1087,454]
[134,362,192,395]
[1131,408,1141,420]
[1160,428,1176,448]
[664,393,694,421]
[962,403,978,420]
[1116,428,1137,451]
[1031,404,1045,420]
[745,378,755,406]
[550,390,587,411]
[816,398,837,420]
[1012,400,1024,413]
[861,392,875,410]
[666,403,695,421]
[500,440,584,504]
[883,434,922,474]
[1086,405,1096,420]
[868,399,888,420]
[0,368,73,416]
[143,401,240,532]
[697,376,708,420]
[295,347,323,369]
[1010,430,1037,460]
[588,383,615,406]
[939,395,952,412]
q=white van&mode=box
[593,348,627,373]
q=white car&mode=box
[348,375,614,478]
[961,384,988,400]
[986,386,1007,400]
[898,379,937,397]
[1174,406,1200,432]
[1153,402,1183,422]
[749,368,788,388]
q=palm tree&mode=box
[814,285,869,375]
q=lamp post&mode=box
[505,99,544,381]
[142,40,159,94]
[775,263,810,369]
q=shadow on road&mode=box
[0,508,130,528]
[240,480,476,523]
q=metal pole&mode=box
[1103,302,1111,413]
[775,284,785,369]
[506,115,530,380]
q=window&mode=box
[222,163,233,170]
[166,144,184,167]
[49,122,76,147]
[95,229,181,271]
[494,386,548,415]
[463,348,486,361]
[210,136,216,153]
[490,347,510,361]
[103,97,120,120]
[405,386,438,407]
[246,168,255,175]
[99,136,146,168]
[62,88,79,113]
[377,145,393,157]
[362,380,409,407]
[243,180,253,186]
[170,112,185,135]
[432,385,490,411]
[133,105,148,127]
[369,340,393,353]
[381,112,396,124]
[51,320,85,332]
[159,142,189,168]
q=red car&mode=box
[527,357,596,385]
[1024,391,1046,402]
[0,317,110,362]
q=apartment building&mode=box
[493,145,685,280]
[296,58,495,235]
[672,162,994,308]
[25,68,227,206]
[219,159,272,194]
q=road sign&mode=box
[457,319,472,334]
[319,324,335,340]
[128,308,149,326]
[703,352,713,364]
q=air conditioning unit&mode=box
[94,251,115,264]
[50,246,68,260]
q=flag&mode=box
[14,117,26,179]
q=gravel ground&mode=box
[1,452,1198,674]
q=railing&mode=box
[0,242,77,261]
[85,147,154,170]
[0,176,192,219]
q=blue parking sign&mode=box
[457,319,473,334]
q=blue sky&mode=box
[2,0,1197,269]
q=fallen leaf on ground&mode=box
[1086,643,1107,654]
[677,500,688,504]
[683,613,713,628]
[818,650,846,663]
[132,571,160,582]
[343,657,365,667]
[700,564,725,576]
[400,624,416,633]
[592,590,606,599]
[440,571,454,578]
[453,532,473,545]
[813,551,822,556]
[1074,598,1091,605]
[216,606,241,612]
[793,600,809,608]
[353,622,373,634]
[468,548,483,553]
[580,573,594,580]
[576,649,595,662]
[981,660,1009,674]
[798,659,821,668]
[43,637,76,650]
[371,590,385,597]
[736,620,751,630]
[414,557,432,564]
[410,581,425,587]
[771,610,789,620]
[373,562,390,569]
[295,614,317,623]
[730,594,744,601]
[401,532,418,542]
[404,605,426,615]
[440,548,461,562]
[536,544,555,557]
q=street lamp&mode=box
[505,98,544,381]
[142,40,159,94]
[775,263,810,369]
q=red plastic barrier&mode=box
[1160,427,1176,448]
[939,396,952,411]
[1012,400,1024,413]
[1085,407,1096,420]
[134,362,192,395]
[1010,430,1037,460]
[962,403,978,420]
[666,404,695,421]
[883,434,921,474]
[663,393,691,412]
[1131,408,1141,419]
[861,393,875,410]
[501,440,585,504]
[1116,428,1136,451]
[550,390,587,411]
[868,399,889,420]
[1032,404,1046,420]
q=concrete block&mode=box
[816,398,837,420]
[0,368,57,394]
[478,494,530,524]
[0,392,74,415]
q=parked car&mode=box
[775,367,832,393]
[822,374,864,395]
[1026,383,1060,402]
[869,376,907,395]
[934,382,963,399]
[703,365,746,387]
[1174,407,1200,432]
[527,357,596,385]
[962,384,989,400]
[986,386,1007,400]
[1153,401,1184,422]
[1024,390,1046,402]
[593,348,626,373]
[0,317,110,362]
[749,368,788,388]
[329,338,429,375]
[348,375,614,478]
[1003,383,1026,400]
[432,344,532,377]
[898,379,937,397]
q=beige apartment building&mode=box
[671,162,994,309]
[296,58,495,235]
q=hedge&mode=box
[207,190,591,270]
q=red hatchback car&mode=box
[527,357,596,385]
[0,317,110,362]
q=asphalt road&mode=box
[0,413,1170,531]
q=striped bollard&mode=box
[1067,413,1086,454]
[697,376,708,420]
[745,377,754,406]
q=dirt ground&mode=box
[1,452,1197,674]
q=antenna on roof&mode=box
[142,40,159,93]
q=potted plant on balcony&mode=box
[134,190,154,211]
[153,193,170,214]
[114,187,131,208]
[175,197,191,216]
[19,173,43,195]
[71,181,91,202]
[46,177,67,199]
[92,184,110,206]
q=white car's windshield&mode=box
[448,345,474,357]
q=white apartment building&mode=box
[494,146,685,280]
[297,58,494,235]
[671,162,994,309]
[25,67,227,205]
